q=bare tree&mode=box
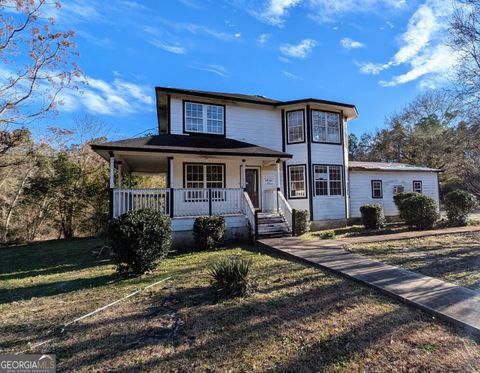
[0,0,79,164]
[449,0,480,106]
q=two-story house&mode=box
[92,87,440,243]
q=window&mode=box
[313,165,343,196]
[184,163,225,202]
[185,102,224,135]
[288,165,306,198]
[287,110,305,143]
[312,110,341,143]
[393,185,405,195]
[371,180,383,198]
[413,181,422,193]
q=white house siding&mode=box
[349,170,440,218]
[169,97,282,151]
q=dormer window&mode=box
[184,101,225,135]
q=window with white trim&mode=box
[287,110,304,143]
[185,102,224,135]
[371,180,383,198]
[311,110,341,143]
[313,165,343,196]
[288,165,306,198]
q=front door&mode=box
[245,168,260,209]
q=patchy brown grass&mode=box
[347,232,480,291]
[303,223,410,240]
[0,239,479,372]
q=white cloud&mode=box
[257,0,301,25]
[235,32,242,38]
[58,77,153,116]
[340,37,365,50]
[257,33,271,45]
[190,64,228,77]
[280,39,316,58]
[278,56,291,63]
[150,39,186,54]
[305,0,407,23]
[357,0,458,87]
[282,70,300,79]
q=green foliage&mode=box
[193,216,226,250]
[319,230,336,239]
[393,192,421,220]
[397,194,438,229]
[293,209,310,236]
[209,257,253,298]
[445,189,477,226]
[360,204,386,229]
[108,209,172,275]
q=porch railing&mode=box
[278,190,293,234]
[241,191,256,237]
[112,188,244,219]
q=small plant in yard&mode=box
[360,204,386,229]
[193,216,226,250]
[108,209,171,275]
[293,209,310,236]
[209,257,253,298]
[396,194,438,229]
[445,189,477,226]
[319,230,336,239]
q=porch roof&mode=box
[91,134,292,160]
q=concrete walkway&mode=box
[258,227,480,334]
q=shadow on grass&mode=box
[310,223,411,240]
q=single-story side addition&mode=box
[91,87,441,244]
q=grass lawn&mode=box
[347,232,480,291]
[1,239,479,372]
[302,223,410,240]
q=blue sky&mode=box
[37,0,456,139]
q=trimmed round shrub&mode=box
[393,192,421,220]
[445,189,477,226]
[108,209,171,275]
[209,257,253,298]
[193,216,226,250]
[360,204,386,229]
[293,209,310,236]
[398,194,438,229]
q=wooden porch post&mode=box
[109,152,114,219]
[276,159,281,213]
[168,157,174,218]
[241,159,246,190]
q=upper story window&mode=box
[311,110,341,144]
[287,110,305,144]
[184,102,225,135]
[413,181,422,193]
[371,180,383,198]
[313,165,343,196]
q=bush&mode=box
[360,204,386,229]
[293,209,310,236]
[193,216,226,250]
[319,230,336,239]
[445,189,477,226]
[398,194,438,229]
[393,192,421,220]
[209,257,253,298]
[108,209,171,275]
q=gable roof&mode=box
[91,134,292,159]
[349,161,441,172]
[155,87,358,118]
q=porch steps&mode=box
[257,212,291,239]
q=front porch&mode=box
[91,134,295,240]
